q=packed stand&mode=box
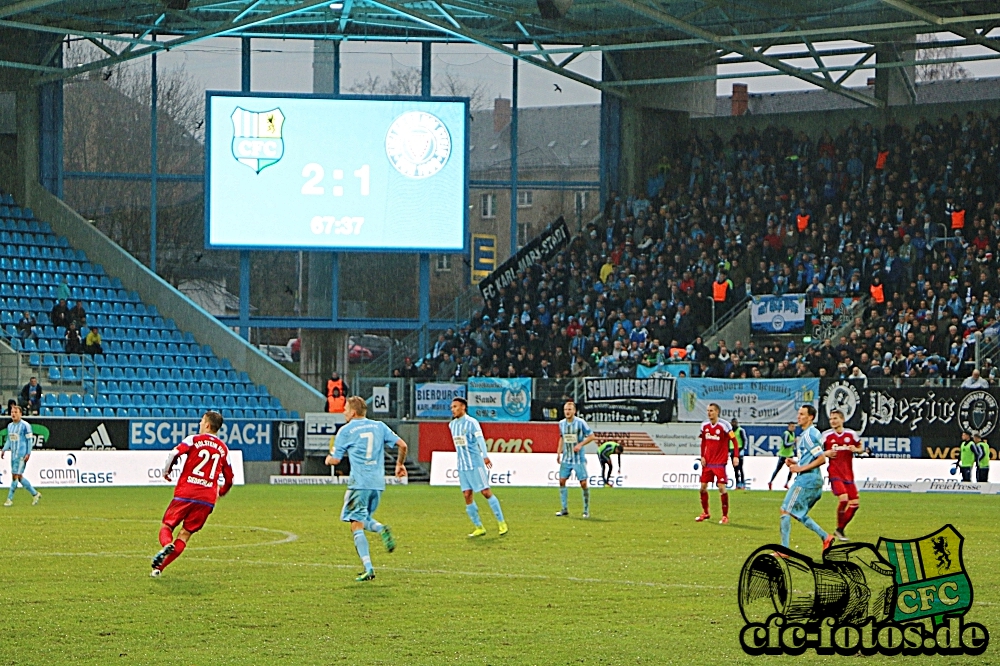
[398,111,1000,381]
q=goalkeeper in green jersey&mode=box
[597,440,623,487]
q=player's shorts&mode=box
[162,498,215,533]
[559,461,588,482]
[700,464,728,485]
[10,457,26,476]
[458,466,490,493]
[341,488,381,523]
[830,478,859,500]
[781,474,824,520]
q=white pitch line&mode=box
[11,549,728,590]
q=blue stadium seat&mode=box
[51,407,65,417]
[127,408,139,417]
[179,395,191,408]
[102,408,115,417]
[155,395,167,407]
[96,395,109,407]
[119,395,132,408]
[64,407,78,417]
[163,408,175,418]
[82,394,95,407]
[224,395,237,408]
[151,408,163,418]
[108,395,120,408]
[48,367,60,381]
[236,396,247,408]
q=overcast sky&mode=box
[140,32,1000,109]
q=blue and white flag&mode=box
[468,378,531,422]
[751,294,806,332]
[677,378,819,425]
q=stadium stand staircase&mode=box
[0,189,324,419]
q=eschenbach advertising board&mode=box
[205,92,469,252]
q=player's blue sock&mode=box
[780,514,791,548]
[19,477,36,496]
[363,518,383,533]
[353,530,373,572]
[801,516,827,541]
[8,480,17,501]
[582,488,590,513]
[560,486,568,510]
[486,495,504,522]
[465,502,483,527]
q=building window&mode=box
[517,222,531,248]
[517,190,533,208]
[435,254,451,272]
[481,193,496,218]
[575,191,589,216]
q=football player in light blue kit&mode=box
[779,404,834,552]
[449,397,508,537]
[556,401,596,518]
[325,396,408,582]
[2,405,41,506]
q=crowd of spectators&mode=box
[398,110,1000,382]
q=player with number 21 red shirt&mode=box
[151,410,234,577]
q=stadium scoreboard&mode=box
[205,92,468,252]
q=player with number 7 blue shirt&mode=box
[326,396,409,582]
[449,397,508,537]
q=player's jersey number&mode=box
[192,449,222,480]
[361,432,375,462]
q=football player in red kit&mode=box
[822,408,863,541]
[696,403,734,524]
[151,411,235,577]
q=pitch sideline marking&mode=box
[12,549,727,591]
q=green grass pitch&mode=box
[1,485,997,665]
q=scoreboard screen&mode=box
[205,92,468,252]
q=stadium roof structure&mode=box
[2,0,1000,107]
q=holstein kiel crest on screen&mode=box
[231,107,285,173]
[385,111,451,179]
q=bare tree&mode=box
[348,65,490,108]
[915,36,970,83]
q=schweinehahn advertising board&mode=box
[429,452,983,492]
[4,450,246,488]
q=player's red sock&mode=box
[159,526,174,547]
[843,504,858,528]
[699,491,709,514]
[721,493,729,517]
[836,500,848,530]
[160,539,187,570]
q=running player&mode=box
[151,411,234,576]
[449,397,508,537]
[556,400,596,518]
[779,405,834,552]
[823,408,863,541]
[326,396,407,582]
[2,405,40,506]
[768,422,796,490]
[696,403,733,524]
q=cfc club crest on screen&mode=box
[231,107,285,173]
[385,111,452,179]
[738,524,988,656]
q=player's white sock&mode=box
[353,530,373,572]
[486,495,504,522]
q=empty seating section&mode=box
[0,192,295,419]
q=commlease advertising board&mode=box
[677,378,819,424]
[206,93,468,252]
[129,419,273,461]
[5,450,245,489]
[415,382,466,419]
[467,377,531,422]
[818,380,1000,459]
[582,377,676,423]
[429,452,986,492]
